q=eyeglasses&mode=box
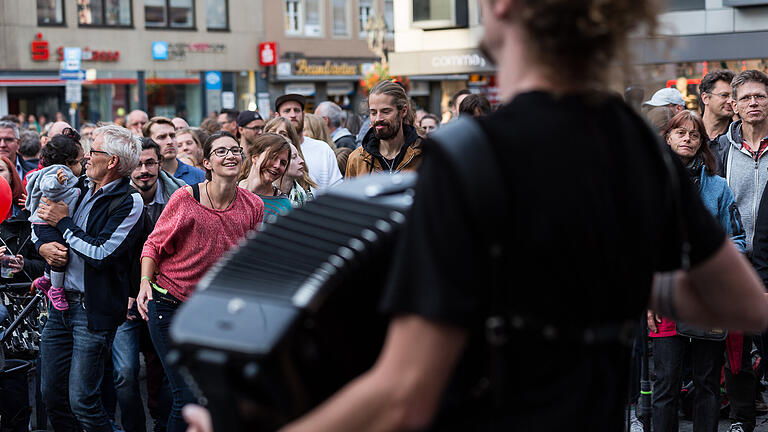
[211,146,244,157]
[672,128,701,141]
[0,137,18,144]
[737,94,768,105]
[62,127,81,142]
[137,160,159,168]
[88,149,111,157]
[707,92,732,99]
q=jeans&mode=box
[652,336,724,432]
[113,317,147,432]
[40,296,116,432]
[147,296,195,432]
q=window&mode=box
[665,0,705,10]
[206,0,228,30]
[411,0,468,29]
[359,0,372,37]
[145,0,195,28]
[285,0,301,34]
[283,0,324,37]
[78,0,132,27]
[384,0,393,37]
[37,0,65,25]
[332,0,349,37]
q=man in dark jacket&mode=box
[345,81,423,178]
[36,124,144,432]
[316,101,357,149]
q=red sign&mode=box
[57,46,120,62]
[259,42,277,66]
[31,33,49,61]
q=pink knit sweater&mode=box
[141,187,264,301]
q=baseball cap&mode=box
[644,88,685,107]
[275,94,306,112]
[236,110,262,127]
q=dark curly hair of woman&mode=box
[40,134,82,168]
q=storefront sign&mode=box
[327,82,355,96]
[294,59,358,76]
[259,42,277,66]
[154,42,226,61]
[205,71,222,90]
[285,83,316,96]
[62,47,82,70]
[31,33,49,61]
[389,48,495,75]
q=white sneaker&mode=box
[629,418,644,432]
[728,422,746,432]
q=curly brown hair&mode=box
[514,0,658,84]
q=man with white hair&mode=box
[35,124,146,432]
[127,110,149,135]
[315,101,356,149]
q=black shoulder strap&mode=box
[429,117,505,251]
[191,183,201,203]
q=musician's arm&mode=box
[280,314,468,432]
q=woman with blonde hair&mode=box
[303,113,335,149]
[264,117,317,202]
[175,127,204,167]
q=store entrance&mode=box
[7,87,64,124]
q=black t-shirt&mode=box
[380,91,725,430]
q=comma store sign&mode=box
[389,48,495,76]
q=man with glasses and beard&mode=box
[345,80,423,178]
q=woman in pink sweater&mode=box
[136,131,263,432]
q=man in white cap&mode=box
[643,87,685,114]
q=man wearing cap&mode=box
[237,111,264,147]
[643,88,686,114]
[276,94,343,192]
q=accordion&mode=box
[170,172,417,431]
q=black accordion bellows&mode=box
[170,172,417,431]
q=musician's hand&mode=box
[647,310,662,334]
[183,404,213,432]
[137,278,153,321]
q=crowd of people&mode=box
[0,76,494,431]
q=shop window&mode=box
[359,0,373,37]
[332,0,349,37]
[206,0,228,30]
[411,0,468,29]
[283,0,324,37]
[78,0,132,27]
[145,0,195,28]
[38,0,65,26]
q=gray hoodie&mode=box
[714,120,768,254]
[26,164,81,224]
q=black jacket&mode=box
[0,210,45,284]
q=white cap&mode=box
[643,88,685,107]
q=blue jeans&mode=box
[652,336,724,432]
[40,296,116,432]
[147,296,195,432]
[113,317,147,432]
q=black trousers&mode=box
[726,334,756,431]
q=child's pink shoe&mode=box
[33,276,51,293]
[47,286,69,311]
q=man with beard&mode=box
[236,110,264,147]
[143,116,205,185]
[110,138,186,432]
[345,80,423,178]
[276,94,342,191]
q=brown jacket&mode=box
[345,124,423,178]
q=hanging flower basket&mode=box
[359,62,410,95]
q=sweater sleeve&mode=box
[141,189,190,264]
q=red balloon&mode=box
[0,175,12,220]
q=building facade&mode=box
[263,0,393,114]
[0,0,265,126]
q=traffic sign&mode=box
[65,81,82,104]
[63,47,82,71]
[59,69,86,80]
